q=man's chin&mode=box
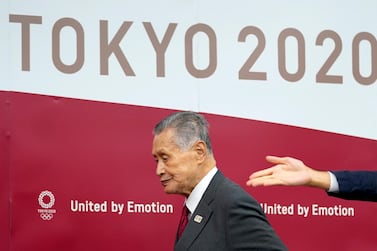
[164,188,175,194]
[163,186,177,195]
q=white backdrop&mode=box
[1,1,376,140]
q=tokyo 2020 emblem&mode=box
[37,190,56,220]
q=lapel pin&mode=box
[194,215,203,223]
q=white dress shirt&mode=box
[328,171,339,192]
[185,166,218,218]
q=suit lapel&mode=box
[175,205,212,250]
[174,171,224,250]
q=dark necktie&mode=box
[177,205,189,239]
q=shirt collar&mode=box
[185,166,218,217]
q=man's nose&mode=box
[156,161,165,176]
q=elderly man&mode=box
[152,111,287,251]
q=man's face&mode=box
[152,128,199,197]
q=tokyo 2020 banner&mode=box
[1,1,377,250]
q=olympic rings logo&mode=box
[40,213,54,220]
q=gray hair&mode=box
[153,111,213,155]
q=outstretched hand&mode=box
[246,156,312,187]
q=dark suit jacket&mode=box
[327,171,377,202]
[174,171,287,251]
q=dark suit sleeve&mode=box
[223,181,287,250]
[327,171,377,202]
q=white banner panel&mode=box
[1,0,376,140]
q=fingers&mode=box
[265,155,290,165]
[246,156,295,187]
[246,179,256,186]
[247,156,288,187]
[247,166,279,187]
[246,176,265,187]
[249,166,274,179]
[247,157,282,187]
[246,175,283,187]
[249,156,287,180]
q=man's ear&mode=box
[193,140,207,162]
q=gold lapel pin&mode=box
[194,215,203,223]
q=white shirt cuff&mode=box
[328,171,339,193]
